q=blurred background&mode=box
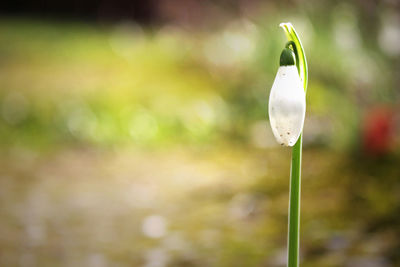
[0,0,400,266]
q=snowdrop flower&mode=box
[269,48,306,146]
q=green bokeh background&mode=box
[0,1,399,266]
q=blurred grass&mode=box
[0,18,230,147]
[1,16,389,150]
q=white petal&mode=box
[268,65,306,146]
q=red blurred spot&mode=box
[362,107,394,156]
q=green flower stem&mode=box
[279,23,308,267]
[288,134,302,267]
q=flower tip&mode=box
[279,22,294,39]
[279,22,292,29]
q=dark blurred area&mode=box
[0,0,263,25]
[0,0,158,23]
[0,0,400,266]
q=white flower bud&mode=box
[268,65,306,146]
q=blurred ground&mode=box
[1,1,400,266]
[1,146,399,267]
